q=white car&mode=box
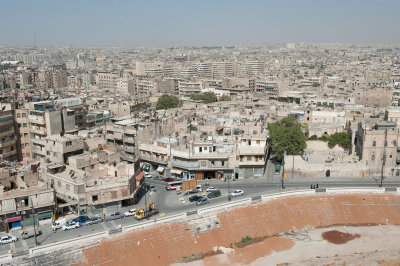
[124,209,137,217]
[206,186,218,192]
[230,190,244,197]
[0,235,17,245]
[62,221,81,231]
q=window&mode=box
[222,161,225,166]
[204,147,208,151]
[92,195,98,201]
[372,154,375,161]
[201,161,206,166]
[23,123,27,127]
[17,113,21,118]
[66,141,72,146]
[58,181,61,187]
[248,140,251,145]
[66,184,70,190]
[256,140,260,144]
[390,154,392,158]
[372,141,376,147]
[213,146,216,152]
[199,147,202,152]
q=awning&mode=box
[171,169,183,175]
[6,217,21,223]
[216,126,223,131]
[157,166,165,173]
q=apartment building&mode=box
[105,123,137,163]
[28,101,75,161]
[43,152,139,215]
[355,122,400,177]
[236,135,267,178]
[178,81,202,97]
[15,108,31,161]
[0,104,18,162]
[97,71,121,90]
[44,135,84,164]
[0,163,55,232]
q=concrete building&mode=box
[44,135,84,164]
[178,81,202,97]
[0,104,18,162]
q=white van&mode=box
[52,218,67,231]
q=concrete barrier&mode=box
[123,213,186,233]
[29,231,109,255]
[261,189,315,201]
[198,198,251,215]
[326,187,385,194]
[251,195,262,203]
[187,210,198,216]
[385,187,398,192]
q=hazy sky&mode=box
[1,0,399,47]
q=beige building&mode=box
[44,135,84,164]
[0,104,18,162]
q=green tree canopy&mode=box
[190,92,217,103]
[267,117,307,160]
[327,132,351,149]
[219,95,231,102]
[156,94,180,110]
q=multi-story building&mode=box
[15,108,31,161]
[44,135,84,164]
[27,101,75,161]
[0,104,18,162]
[97,71,121,90]
[178,81,202,97]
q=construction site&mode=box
[7,191,400,266]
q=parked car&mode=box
[230,190,244,197]
[0,235,17,245]
[196,197,209,206]
[196,185,202,192]
[62,221,81,231]
[163,177,174,182]
[144,173,152,179]
[184,189,199,196]
[72,216,89,224]
[189,195,203,202]
[105,212,124,221]
[124,209,137,217]
[52,218,67,231]
[149,185,157,192]
[206,186,218,192]
[207,190,221,198]
[85,217,103,226]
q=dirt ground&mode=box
[76,193,400,266]
[178,225,400,266]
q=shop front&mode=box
[6,217,22,230]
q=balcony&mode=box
[30,127,46,135]
[2,149,17,158]
[0,137,16,148]
[28,114,45,125]
[124,145,135,152]
[140,153,168,164]
[121,153,135,162]
[171,159,199,169]
[0,128,15,138]
[124,137,135,143]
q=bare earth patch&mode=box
[322,230,360,244]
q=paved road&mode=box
[2,170,400,256]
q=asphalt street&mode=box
[2,162,400,256]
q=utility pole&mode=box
[31,199,38,246]
[228,175,231,201]
[281,151,286,189]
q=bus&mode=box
[274,162,281,175]
[166,180,183,191]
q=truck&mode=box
[21,227,42,240]
[133,202,159,221]
[52,218,67,231]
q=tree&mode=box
[267,117,307,160]
[327,132,351,149]
[156,94,180,110]
[219,95,231,102]
[189,92,217,103]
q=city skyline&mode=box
[1,0,400,47]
